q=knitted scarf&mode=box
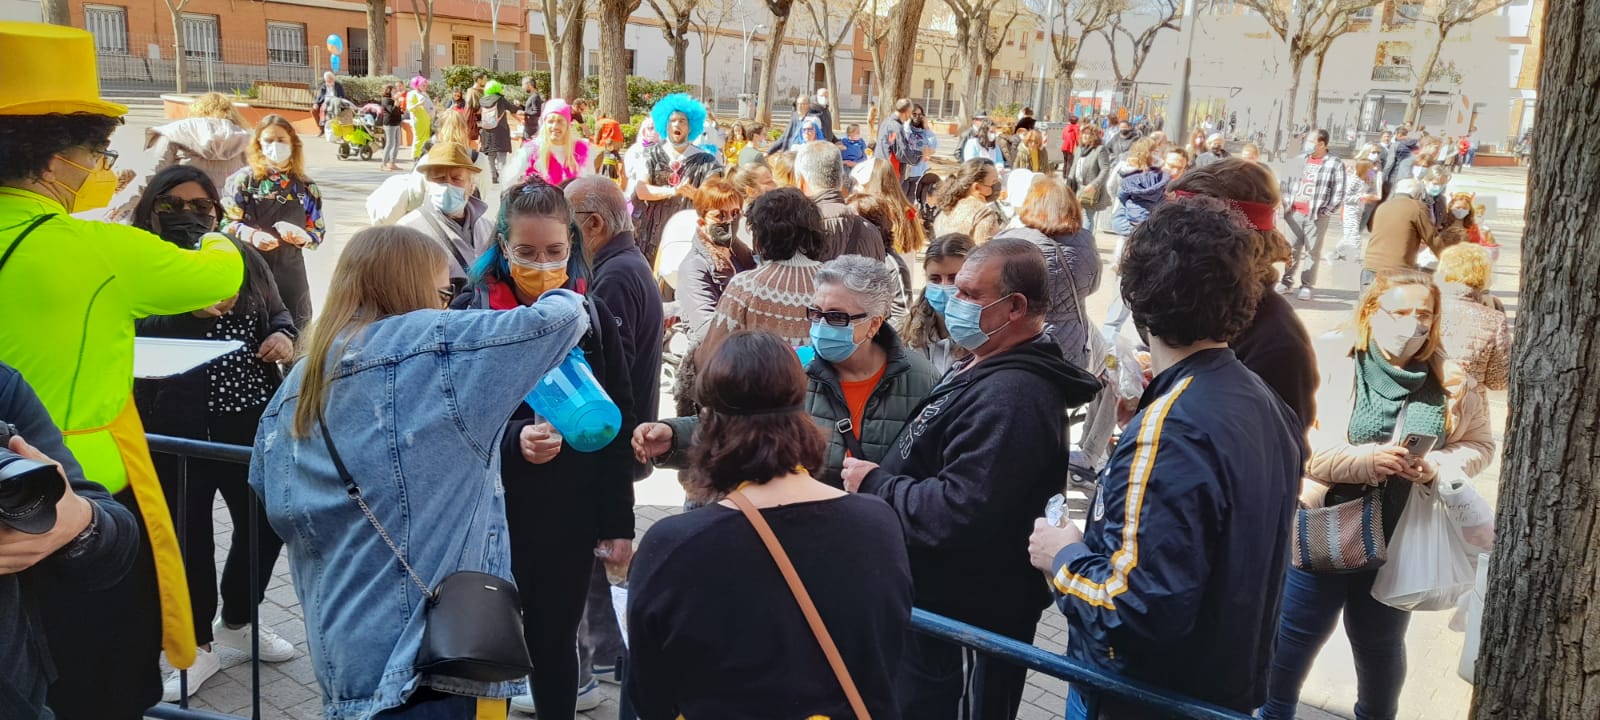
[1348,341,1447,445]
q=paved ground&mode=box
[117,101,1522,719]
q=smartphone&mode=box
[1400,433,1439,458]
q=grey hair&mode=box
[794,140,844,191]
[1393,178,1421,197]
[815,254,898,319]
[565,176,635,234]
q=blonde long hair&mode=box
[534,110,582,178]
[190,92,247,128]
[246,114,305,181]
[862,159,926,254]
[1353,269,1446,374]
[292,226,449,438]
[434,110,472,150]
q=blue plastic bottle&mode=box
[525,348,622,453]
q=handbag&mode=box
[728,491,872,720]
[317,420,534,683]
[1291,485,1387,573]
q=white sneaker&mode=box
[213,617,296,663]
[509,691,537,715]
[575,678,603,711]
[1297,287,1313,301]
[161,646,221,702]
[591,663,622,685]
[1274,283,1293,295]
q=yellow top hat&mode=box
[0,21,128,117]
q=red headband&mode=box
[1170,190,1278,232]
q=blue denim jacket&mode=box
[248,291,587,720]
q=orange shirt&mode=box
[838,363,887,454]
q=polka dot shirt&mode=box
[204,303,275,414]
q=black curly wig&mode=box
[1118,196,1262,347]
[0,113,122,183]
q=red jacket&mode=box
[1061,122,1081,152]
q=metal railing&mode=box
[141,436,1250,720]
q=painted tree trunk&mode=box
[665,31,689,84]
[170,8,188,94]
[42,0,69,25]
[1472,0,1600,714]
[559,13,583,100]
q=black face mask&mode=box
[155,211,215,249]
[912,116,926,129]
[705,221,737,246]
[1120,129,1135,138]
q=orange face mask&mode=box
[509,260,568,299]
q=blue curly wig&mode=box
[650,93,706,146]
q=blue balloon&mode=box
[330,53,341,73]
[326,34,344,53]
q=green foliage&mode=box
[440,65,551,96]
[581,75,694,115]
[336,75,404,104]
[989,102,1023,127]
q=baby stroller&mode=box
[328,97,382,160]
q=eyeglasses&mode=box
[1381,306,1435,324]
[93,148,118,170]
[806,306,868,327]
[153,196,219,217]
[706,208,741,224]
[437,279,464,305]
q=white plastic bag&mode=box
[1456,552,1490,683]
[1371,482,1475,611]
[1438,478,1495,551]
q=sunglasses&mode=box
[153,196,219,217]
[806,306,868,327]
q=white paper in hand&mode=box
[610,584,630,649]
[134,337,243,379]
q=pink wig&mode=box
[409,75,428,91]
[541,98,573,123]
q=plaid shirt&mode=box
[1289,152,1348,217]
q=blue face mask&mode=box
[809,320,864,363]
[923,283,953,316]
[944,294,1013,351]
[1427,184,1445,197]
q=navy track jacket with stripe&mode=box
[1050,348,1305,713]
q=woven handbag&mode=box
[1292,485,1387,573]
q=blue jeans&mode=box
[1259,567,1411,720]
[1065,687,1090,720]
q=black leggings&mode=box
[154,408,285,645]
[507,488,596,718]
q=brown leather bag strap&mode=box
[727,491,872,720]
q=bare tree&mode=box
[162,0,194,93]
[598,0,644,118]
[1098,0,1179,115]
[756,0,798,126]
[928,33,963,118]
[41,0,69,25]
[411,0,437,76]
[941,0,1022,118]
[1043,0,1118,122]
[367,0,387,77]
[540,0,586,99]
[1237,0,1382,155]
[800,0,868,126]
[643,0,702,84]
[1403,0,1518,125]
[875,0,931,118]
[690,0,738,98]
[1303,6,1367,139]
[1472,0,1600,715]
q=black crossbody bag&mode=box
[317,420,533,683]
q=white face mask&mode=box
[261,140,292,166]
[426,181,468,216]
[1371,309,1430,362]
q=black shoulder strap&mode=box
[317,417,360,496]
[818,385,866,459]
[0,214,58,275]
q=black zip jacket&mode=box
[859,333,1100,629]
[1,364,140,719]
[588,233,664,481]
